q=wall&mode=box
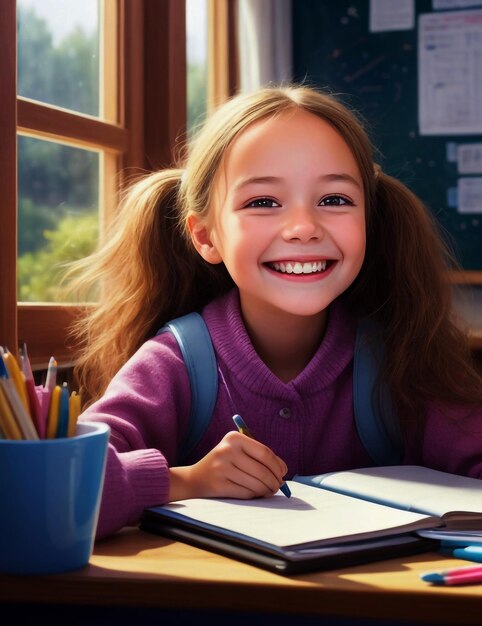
[292,0,482,270]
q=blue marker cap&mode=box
[453,546,482,563]
[420,572,445,583]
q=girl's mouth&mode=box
[265,260,335,275]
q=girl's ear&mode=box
[187,215,223,264]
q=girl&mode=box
[73,85,482,540]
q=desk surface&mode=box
[1,528,481,625]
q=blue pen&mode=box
[232,414,291,498]
[452,546,482,563]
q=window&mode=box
[17,1,102,304]
[18,0,101,117]
[0,0,187,369]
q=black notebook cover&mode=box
[139,508,437,575]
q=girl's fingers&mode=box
[224,472,275,499]
[187,431,289,500]
[230,451,283,495]
[227,431,288,481]
[220,433,287,495]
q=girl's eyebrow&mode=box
[233,176,282,192]
[319,173,362,188]
[233,172,362,192]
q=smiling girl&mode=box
[71,85,482,539]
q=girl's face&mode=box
[189,109,366,330]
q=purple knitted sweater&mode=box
[80,289,482,539]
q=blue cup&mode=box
[0,421,109,574]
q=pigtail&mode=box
[68,169,232,406]
[349,171,482,432]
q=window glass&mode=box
[17,136,99,303]
[17,0,100,117]
[186,0,208,135]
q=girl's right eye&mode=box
[243,197,280,209]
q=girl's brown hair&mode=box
[68,85,482,432]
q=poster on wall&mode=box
[418,10,482,135]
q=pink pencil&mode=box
[21,344,43,437]
[35,386,52,439]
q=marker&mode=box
[452,546,482,563]
[232,414,291,498]
[421,563,482,586]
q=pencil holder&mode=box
[0,421,109,574]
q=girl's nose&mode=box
[282,205,324,242]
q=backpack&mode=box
[157,312,403,466]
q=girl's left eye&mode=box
[319,195,353,206]
[244,197,280,208]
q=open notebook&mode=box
[140,465,482,574]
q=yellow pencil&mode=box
[46,385,61,439]
[0,385,23,440]
[0,376,38,439]
[1,351,30,416]
[68,391,81,437]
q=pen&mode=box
[232,414,291,498]
[452,546,482,563]
[421,563,482,586]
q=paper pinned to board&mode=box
[419,10,482,135]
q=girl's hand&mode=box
[168,431,288,501]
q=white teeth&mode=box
[269,261,328,274]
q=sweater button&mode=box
[279,407,291,419]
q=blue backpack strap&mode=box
[353,318,403,465]
[157,312,218,463]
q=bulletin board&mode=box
[292,0,482,270]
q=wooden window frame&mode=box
[207,0,239,111]
[0,0,186,369]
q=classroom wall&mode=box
[291,0,482,270]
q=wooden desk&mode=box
[1,528,481,625]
